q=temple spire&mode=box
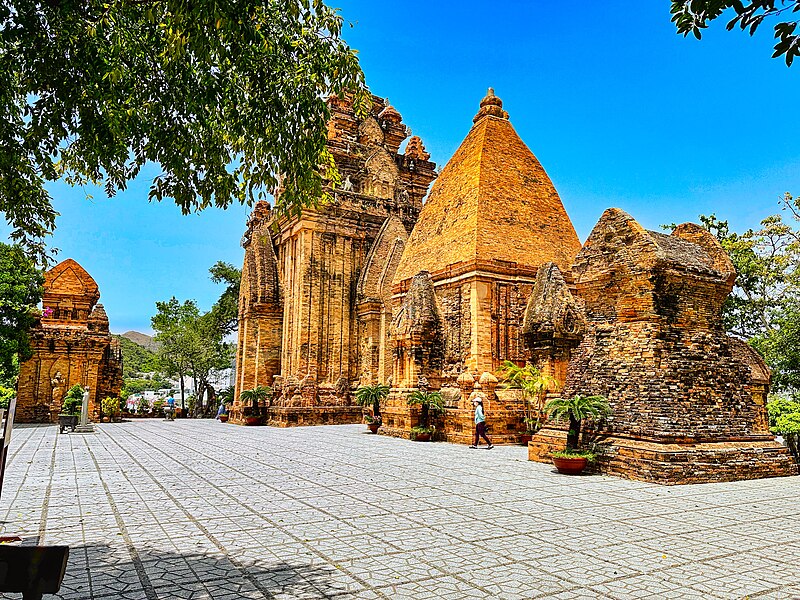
[473,87,509,123]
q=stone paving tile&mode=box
[0,421,799,600]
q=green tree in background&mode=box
[208,262,241,337]
[186,312,234,416]
[671,1,800,66]
[688,193,800,393]
[1,0,367,264]
[152,297,198,410]
[0,243,44,385]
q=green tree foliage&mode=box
[0,243,44,383]
[152,297,198,409]
[120,376,169,400]
[208,262,241,336]
[671,1,800,66]
[1,0,367,264]
[0,384,13,410]
[689,194,800,392]
[497,360,557,433]
[767,395,800,460]
[187,311,234,414]
[544,394,610,450]
[115,335,159,378]
[152,296,233,415]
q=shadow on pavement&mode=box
[56,543,356,599]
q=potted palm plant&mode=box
[544,394,611,475]
[239,385,271,425]
[355,383,389,433]
[406,389,444,441]
[216,386,235,422]
[497,360,557,444]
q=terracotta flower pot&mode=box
[219,414,229,423]
[367,423,379,434]
[520,434,533,445]
[552,456,588,475]
[245,416,261,426]
[414,432,431,442]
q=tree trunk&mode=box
[195,379,206,418]
[787,433,799,462]
[421,403,429,429]
[179,375,185,411]
[206,385,216,418]
[566,416,580,450]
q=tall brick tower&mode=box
[382,89,582,442]
[392,88,581,383]
[233,94,437,425]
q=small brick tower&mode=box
[16,259,122,423]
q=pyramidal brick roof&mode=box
[394,89,581,284]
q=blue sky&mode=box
[3,2,799,334]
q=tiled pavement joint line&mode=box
[123,425,586,594]
[83,437,159,600]
[69,434,96,600]
[97,428,281,600]
[35,435,58,544]
[112,425,398,600]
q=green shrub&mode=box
[101,396,120,420]
[767,395,800,461]
[552,449,597,463]
[152,398,165,416]
[136,397,151,414]
[0,386,13,410]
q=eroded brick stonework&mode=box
[526,209,797,483]
[234,94,436,425]
[16,259,122,423]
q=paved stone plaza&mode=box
[1,421,799,599]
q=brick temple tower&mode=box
[16,259,122,423]
[232,94,437,425]
[382,89,582,442]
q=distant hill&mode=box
[115,333,159,378]
[120,331,159,352]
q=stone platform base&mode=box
[528,428,799,484]
[378,402,525,444]
[441,409,525,445]
[229,406,363,427]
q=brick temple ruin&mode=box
[233,90,798,483]
[525,210,796,482]
[16,259,123,423]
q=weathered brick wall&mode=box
[564,209,766,443]
[565,323,762,441]
[527,209,797,483]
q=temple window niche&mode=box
[363,149,398,200]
